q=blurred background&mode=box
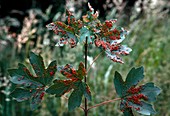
[0,0,170,116]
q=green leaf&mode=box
[10,88,36,102]
[29,52,56,85]
[47,63,91,111]
[140,83,161,102]
[120,100,134,116]
[79,27,93,44]
[29,52,57,85]
[10,87,46,111]
[120,99,156,116]
[30,90,45,110]
[129,101,156,115]
[80,82,92,101]
[8,63,42,88]
[114,71,125,97]
[114,67,161,116]
[8,52,57,110]
[59,62,86,80]
[66,9,76,25]
[68,88,83,111]
[46,80,72,97]
[29,52,45,78]
[9,52,57,86]
[47,21,78,48]
[46,60,57,84]
[125,67,144,89]
[123,109,134,116]
[77,62,86,80]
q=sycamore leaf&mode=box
[8,52,57,87]
[123,109,134,116]
[47,62,91,111]
[30,90,45,110]
[114,71,125,97]
[120,100,134,116]
[114,67,161,116]
[46,20,78,48]
[76,62,86,80]
[10,87,45,110]
[140,83,161,102]
[46,80,75,97]
[47,3,132,64]
[121,83,161,115]
[79,27,93,44]
[59,62,86,80]
[47,80,92,110]
[114,67,144,97]
[29,52,57,85]
[8,63,42,88]
[96,22,132,63]
[47,62,86,96]
[105,45,132,63]
[10,88,36,102]
[128,101,156,115]
[66,9,76,25]
[68,88,83,111]
[80,82,92,101]
[8,52,57,110]
[82,3,99,23]
[29,52,45,78]
[125,67,144,89]
[106,51,124,63]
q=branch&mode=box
[87,98,121,111]
[84,37,88,115]
[87,50,104,73]
[80,105,85,111]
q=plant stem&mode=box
[84,37,88,116]
[87,98,121,111]
[87,50,104,73]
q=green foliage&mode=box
[30,91,45,110]
[46,62,91,111]
[8,52,57,110]
[80,82,92,101]
[29,52,57,85]
[140,83,161,102]
[46,3,132,63]
[8,52,57,86]
[10,88,36,102]
[68,85,83,111]
[79,27,93,44]
[8,63,42,88]
[125,67,144,90]
[46,80,72,97]
[114,67,161,115]
[114,71,125,97]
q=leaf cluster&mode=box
[9,52,91,111]
[46,3,132,63]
